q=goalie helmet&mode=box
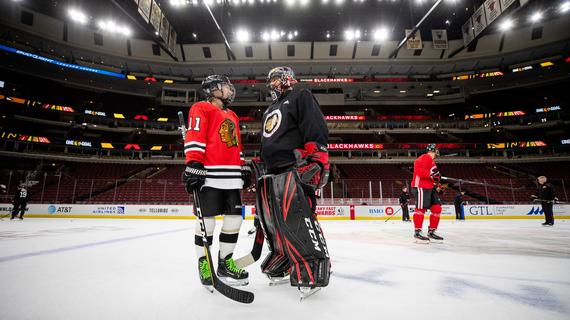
[266,66,298,101]
[201,75,235,107]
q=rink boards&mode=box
[1,203,569,220]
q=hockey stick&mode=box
[178,111,254,304]
[532,198,566,204]
[441,176,518,190]
[234,160,266,269]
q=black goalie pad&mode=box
[256,169,331,287]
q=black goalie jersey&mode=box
[260,88,328,171]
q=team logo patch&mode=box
[263,109,282,138]
[218,119,239,148]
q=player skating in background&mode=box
[182,75,252,288]
[255,66,331,299]
[11,184,28,220]
[411,144,444,243]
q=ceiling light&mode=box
[529,11,543,23]
[262,32,270,41]
[67,8,88,24]
[400,90,406,93]
[499,19,513,32]
[236,29,250,42]
[373,27,389,41]
[433,90,440,93]
[560,1,570,13]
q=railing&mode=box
[1,174,567,206]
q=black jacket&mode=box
[454,194,464,206]
[260,88,328,171]
[399,192,409,206]
[14,188,29,202]
[537,183,555,201]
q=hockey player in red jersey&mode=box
[411,144,444,243]
[182,75,252,288]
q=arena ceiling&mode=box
[15,0,558,44]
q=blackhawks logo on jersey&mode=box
[263,109,282,138]
[219,119,239,148]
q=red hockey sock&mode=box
[429,204,442,229]
[413,209,425,229]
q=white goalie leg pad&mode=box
[195,216,216,258]
[219,215,243,259]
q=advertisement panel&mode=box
[464,204,569,217]
[3,204,568,220]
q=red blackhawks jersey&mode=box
[412,153,438,189]
[184,101,245,190]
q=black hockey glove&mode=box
[241,165,252,189]
[182,161,207,193]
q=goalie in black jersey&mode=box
[254,66,331,298]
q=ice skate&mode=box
[428,228,444,243]
[217,254,249,286]
[414,229,429,244]
[197,256,214,293]
[299,286,322,301]
[267,272,290,286]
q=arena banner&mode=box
[405,29,423,50]
[462,19,475,47]
[484,0,502,25]
[315,206,351,220]
[464,204,570,218]
[431,29,448,49]
[3,204,568,220]
[354,205,455,219]
[472,6,488,37]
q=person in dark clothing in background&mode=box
[399,186,410,222]
[454,191,466,221]
[531,176,558,226]
[11,184,28,220]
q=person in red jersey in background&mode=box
[411,144,444,243]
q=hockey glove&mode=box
[294,142,330,189]
[241,165,252,189]
[182,161,207,193]
[429,167,441,182]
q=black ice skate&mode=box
[217,254,249,286]
[414,229,429,244]
[198,256,214,293]
[541,222,553,227]
[428,228,444,242]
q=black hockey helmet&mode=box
[266,66,298,101]
[201,75,235,107]
[426,143,440,155]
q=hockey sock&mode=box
[429,204,442,229]
[413,208,426,229]
[195,216,215,258]
[219,215,243,259]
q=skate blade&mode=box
[218,276,249,287]
[203,285,214,293]
[268,276,290,286]
[428,238,444,243]
[414,238,430,244]
[299,287,321,301]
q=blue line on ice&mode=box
[0,227,189,263]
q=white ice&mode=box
[1,218,569,320]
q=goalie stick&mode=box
[178,111,254,304]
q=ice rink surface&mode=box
[1,217,569,320]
